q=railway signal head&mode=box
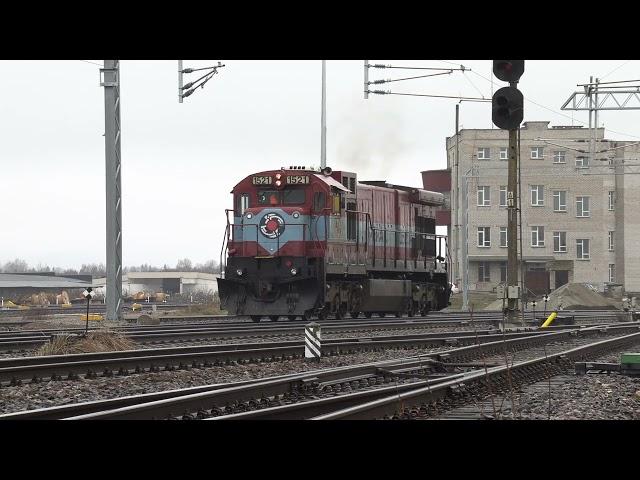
[493,60,525,83]
[492,86,524,130]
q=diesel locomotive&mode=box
[217,166,451,321]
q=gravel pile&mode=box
[0,345,451,415]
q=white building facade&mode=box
[438,121,640,295]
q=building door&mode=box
[525,271,550,295]
[555,270,569,289]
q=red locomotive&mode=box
[218,166,451,321]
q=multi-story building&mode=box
[422,121,640,296]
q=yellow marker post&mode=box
[541,311,557,328]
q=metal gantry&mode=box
[561,76,640,166]
[100,61,123,321]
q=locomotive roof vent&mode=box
[321,166,332,176]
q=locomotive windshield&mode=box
[258,190,280,205]
[257,188,305,205]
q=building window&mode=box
[553,231,567,253]
[530,147,544,159]
[500,262,507,283]
[608,231,615,251]
[477,186,490,206]
[576,196,590,217]
[500,147,508,160]
[477,227,491,247]
[500,227,508,248]
[531,226,545,247]
[608,191,615,211]
[576,239,590,260]
[576,156,589,168]
[478,262,490,282]
[499,186,507,207]
[477,147,490,160]
[553,151,566,164]
[609,264,616,283]
[553,190,567,212]
[530,185,544,206]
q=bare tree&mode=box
[1,258,30,273]
[176,258,193,271]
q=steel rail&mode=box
[0,329,557,386]
[59,357,455,420]
[312,331,640,420]
[38,324,640,421]
[210,324,640,420]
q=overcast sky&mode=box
[2,60,640,270]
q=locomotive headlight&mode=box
[275,173,282,180]
[292,211,300,219]
[246,212,253,219]
[290,267,298,276]
[236,268,244,276]
[275,180,282,187]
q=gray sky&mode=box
[2,60,640,269]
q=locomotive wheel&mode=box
[269,315,279,321]
[317,308,328,320]
[335,307,346,320]
[364,312,373,318]
[349,311,360,319]
[288,315,297,321]
[250,316,261,323]
[394,311,402,318]
[377,312,386,318]
[302,310,313,321]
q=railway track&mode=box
[0,329,563,387]
[0,317,508,353]
[0,317,632,353]
[313,330,640,420]
[5,323,639,420]
[0,311,633,355]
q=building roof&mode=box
[0,274,93,289]
[92,271,219,286]
[126,272,219,280]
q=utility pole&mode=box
[455,103,460,285]
[178,60,184,104]
[461,167,475,312]
[321,60,327,169]
[492,60,525,325]
[100,60,123,321]
[506,121,519,323]
[364,60,369,99]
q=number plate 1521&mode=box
[286,175,309,184]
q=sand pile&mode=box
[546,283,620,311]
[483,283,622,311]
